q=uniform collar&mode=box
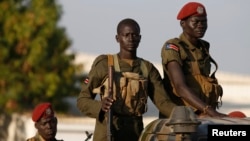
[179,33,200,51]
[35,132,57,141]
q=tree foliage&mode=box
[0,0,82,113]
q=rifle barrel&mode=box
[107,65,114,141]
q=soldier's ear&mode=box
[115,35,119,43]
[34,122,38,129]
[180,20,185,26]
[54,117,58,124]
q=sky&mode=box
[58,0,250,75]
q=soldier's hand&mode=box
[211,111,228,118]
[101,97,114,112]
[198,106,228,118]
[207,108,228,118]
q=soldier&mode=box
[160,2,228,118]
[77,18,176,141]
[26,102,63,141]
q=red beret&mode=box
[32,102,54,122]
[177,2,207,20]
[228,111,247,118]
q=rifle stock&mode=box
[107,55,114,141]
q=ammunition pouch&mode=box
[180,74,223,110]
[93,72,148,116]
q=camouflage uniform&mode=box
[161,33,223,114]
[26,133,63,141]
[77,54,176,141]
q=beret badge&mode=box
[197,6,204,14]
[45,108,52,116]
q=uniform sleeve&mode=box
[77,55,108,119]
[161,41,182,66]
[146,62,176,117]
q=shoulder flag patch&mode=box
[165,44,179,51]
[84,78,89,84]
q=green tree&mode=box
[0,0,82,113]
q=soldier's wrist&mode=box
[203,105,212,114]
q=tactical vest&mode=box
[93,54,149,116]
[165,38,223,111]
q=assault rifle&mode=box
[107,55,114,141]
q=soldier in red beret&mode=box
[26,102,63,141]
[160,2,228,118]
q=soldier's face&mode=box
[116,24,141,52]
[35,117,57,140]
[182,15,207,38]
